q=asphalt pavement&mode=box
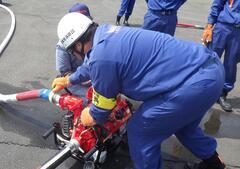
[0,0,240,169]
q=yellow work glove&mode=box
[201,24,213,45]
[51,75,71,93]
[80,107,96,126]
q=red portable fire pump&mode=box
[40,87,132,169]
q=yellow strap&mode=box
[92,89,116,110]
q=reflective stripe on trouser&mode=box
[209,22,240,93]
[142,9,177,36]
[126,56,224,169]
[118,0,136,16]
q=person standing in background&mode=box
[201,0,240,112]
[143,0,186,36]
[116,0,136,26]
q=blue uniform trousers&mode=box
[209,22,240,93]
[118,0,136,17]
[127,56,224,169]
[142,9,177,36]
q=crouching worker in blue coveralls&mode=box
[55,3,92,97]
[52,13,227,169]
[201,0,240,112]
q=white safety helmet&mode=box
[57,12,93,49]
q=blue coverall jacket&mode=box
[70,25,225,169]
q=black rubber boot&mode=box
[217,91,232,112]
[116,15,121,26]
[123,15,130,26]
[184,152,226,169]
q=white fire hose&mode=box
[0,3,16,55]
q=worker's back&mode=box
[88,24,216,101]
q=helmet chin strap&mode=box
[79,42,85,60]
[71,42,85,61]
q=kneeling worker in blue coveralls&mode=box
[55,3,92,97]
[52,13,226,169]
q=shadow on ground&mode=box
[228,97,240,110]
[129,23,142,28]
[203,107,240,139]
[0,2,12,7]
[0,81,61,148]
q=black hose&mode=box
[42,127,55,139]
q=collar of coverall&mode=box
[89,24,121,56]
[86,25,122,60]
[92,25,101,48]
[85,24,101,60]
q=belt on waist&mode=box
[234,24,240,28]
[218,22,240,29]
[151,9,176,16]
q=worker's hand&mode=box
[229,0,233,8]
[51,75,71,93]
[201,24,213,45]
[80,107,96,126]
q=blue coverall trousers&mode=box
[118,0,136,17]
[142,9,177,36]
[127,55,225,169]
[209,22,240,93]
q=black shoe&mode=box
[184,162,209,169]
[123,15,130,26]
[185,161,226,169]
[184,152,226,169]
[116,15,121,26]
[217,95,232,112]
[123,20,129,26]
